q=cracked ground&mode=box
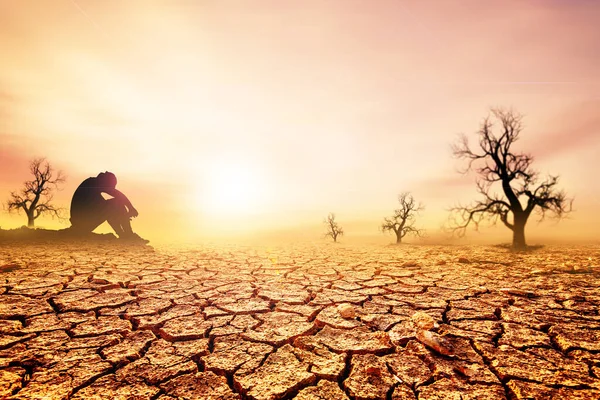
[1,243,599,399]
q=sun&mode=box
[199,161,268,219]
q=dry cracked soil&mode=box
[0,242,599,399]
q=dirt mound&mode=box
[0,227,138,245]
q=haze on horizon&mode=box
[1,0,599,245]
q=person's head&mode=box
[97,171,117,188]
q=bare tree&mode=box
[381,192,424,244]
[324,213,344,243]
[7,158,66,228]
[450,108,572,249]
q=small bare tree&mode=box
[324,213,343,243]
[381,192,424,244]
[450,108,572,249]
[7,158,66,228]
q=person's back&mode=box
[70,176,107,223]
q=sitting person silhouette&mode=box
[69,171,148,243]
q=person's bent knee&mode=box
[105,198,128,217]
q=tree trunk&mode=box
[27,212,35,228]
[395,233,402,244]
[512,219,526,249]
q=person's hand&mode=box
[129,208,139,218]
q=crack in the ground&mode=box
[2,244,600,399]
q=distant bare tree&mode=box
[324,213,344,243]
[450,108,572,249]
[381,192,424,244]
[7,158,66,228]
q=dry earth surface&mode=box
[0,242,599,399]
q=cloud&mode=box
[0,144,32,187]
[530,100,600,159]
[413,174,473,199]
[0,90,16,120]
[0,90,15,102]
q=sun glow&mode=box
[199,161,269,219]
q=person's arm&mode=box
[103,188,138,217]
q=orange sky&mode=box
[1,0,599,244]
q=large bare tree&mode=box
[7,158,66,228]
[381,192,424,244]
[450,108,572,249]
[324,213,343,243]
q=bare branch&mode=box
[324,213,344,242]
[449,107,572,248]
[382,192,425,243]
[5,157,66,228]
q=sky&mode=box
[0,0,599,244]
